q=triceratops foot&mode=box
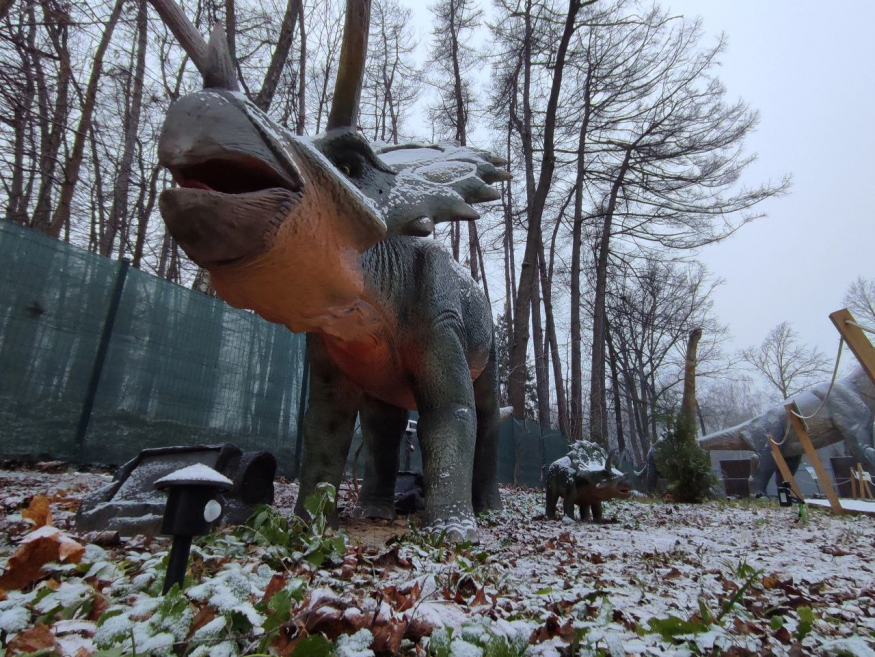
[350,502,396,521]
[423,515,479,544]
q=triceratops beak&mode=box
[203,22,239,91]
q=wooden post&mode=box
[850,469,859,500]
[830,308,875,386]
[767,435,805,501]
[785,402,843,514]
[858,464,874,501]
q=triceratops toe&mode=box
[425,515,479,545]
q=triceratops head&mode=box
[157,26,507,332]
[570,445,633,501]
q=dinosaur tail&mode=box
[698,422,755,452]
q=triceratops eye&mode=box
[339,163,351,177]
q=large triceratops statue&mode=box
[151,0,508,541]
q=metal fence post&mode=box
[75,257,130,457]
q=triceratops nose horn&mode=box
[203,22,239,91]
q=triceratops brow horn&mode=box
[604,448,617,472]
[327,0,371,130]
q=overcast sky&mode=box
[399,0,873,367]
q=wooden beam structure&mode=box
[830,308,875,386]
[767,434,805,501]
[785,402,843,514]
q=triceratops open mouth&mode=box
[169,153,299,196]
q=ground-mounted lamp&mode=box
[777,481,803,507]
[154,463,233,594]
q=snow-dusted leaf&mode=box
[0,526,84,591]
[22,494,53,528]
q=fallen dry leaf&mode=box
[262,573,287,602]
[22,494,52,528]
[0,526,85,591]
[188,605,218,639]
[529,615,575,644]
[7,623,59,654]
[471,587,490,607]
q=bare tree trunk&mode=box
[31,6,72,232]
[531,294,550,427]
[502,127,516,344]
[588,147,632,445]
[296,2,307,135]
[538,231,569,437]
[508,0,585,419]
[255,0,302,111]
[467,223,480,281]
[132,165,161,269]
[158,231,172,278]
[0,0,15,23]
[102,0,148,258]
[5,14,35,225]
[569,79,591,442]
[224,0,236,63]
[604,325,626,454]
[475,231,490,306]
[88,127,106,253]
[44,0,124,238]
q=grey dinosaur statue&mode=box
[157,27,507,542]
[545,441,632,522]
[699,366,875,496]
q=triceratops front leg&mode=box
[295,335,362,522]
[413,329,479,543]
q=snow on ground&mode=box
[0,463,873,656]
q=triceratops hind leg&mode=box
[472,346,503,513]
[352,395,408,520]
[295,335,362,523]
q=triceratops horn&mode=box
[203,22,239,91]
[604,448,617,472]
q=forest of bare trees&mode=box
[1,0,798,462]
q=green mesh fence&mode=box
[498,418,569,487]
[0,221,306,473]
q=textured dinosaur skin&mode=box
[698,367,875,496]
[545,442,632,522]
[157,84,508,542]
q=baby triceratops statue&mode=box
[546,441,633,522]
